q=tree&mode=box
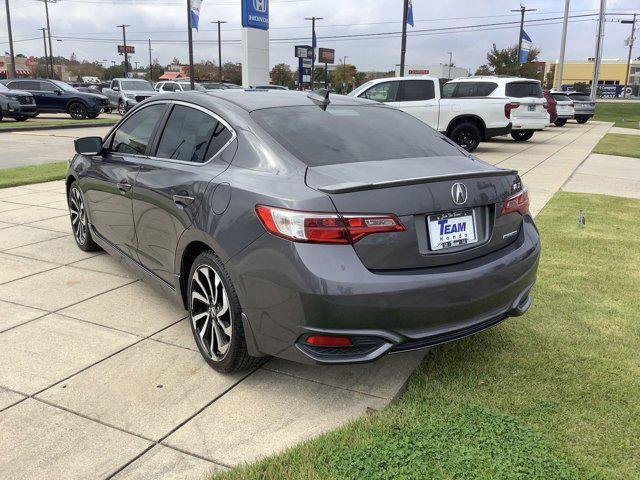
[573,82,590,94]
[150,59,164,82]
[475,44,542,79]
[331,63,357,93]
[270,63,294,86]
[193,60,217,81]
[544,64,556,89]
[222,62,242,85]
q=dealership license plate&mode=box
[427,210,478,251]
[528,104,536,112]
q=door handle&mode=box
[173,193,195,206]
[117,181,132,194]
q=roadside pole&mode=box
[511,4,537,64]
[117,24,131,77]
[186,0,195,89]
[212,20,228,82]
[555,0,570,91]
[39,27,49,78]
[305,17,322,90]
[4,0,16,79]
[325,62,328,89]
[590,0,607,101]
[148,39,153,81]
[622,14,636,99]
[400,0,408,76]
[43,0,54,78]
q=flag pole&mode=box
[400,0,409,76]
[187,0,195,89]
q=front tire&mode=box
[118,101,126,116]
[510,130,534,142]
[68,102,88,120]
[188,251,263,373]
[554,118,567,127]
[449,122,481,152]
[68,182,100,252]
[13,115,28,122]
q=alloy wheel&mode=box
[69,187,87,245]
[455,129,478,151]
[69,103,87,119]
[190,265,232,361]
[118,101,126,116]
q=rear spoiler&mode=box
[316,169,518,194]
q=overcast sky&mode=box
[1,0,638,71]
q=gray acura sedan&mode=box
[67,89,540,373]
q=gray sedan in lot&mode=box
[67,89,540,373]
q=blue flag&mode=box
[407,0,414,27]
[519,30,532,63]
[190,0,203,30]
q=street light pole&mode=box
[511,3,537,64]
[400,0,409,76]
[590,0,607,101]
[148,39,153,81]
[39,28,49,78]
[622,14,637,99]
[447,51,453,79]
[555,0,570,91]
[305,17,323,89]
[212,21,228,82]
[117,24,131,77]
[4,0,16,79]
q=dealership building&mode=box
[546,59,640,88]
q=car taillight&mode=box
[501,188,530,216]
[255,205,405,244]
[305,335,353,347]
[504,102,520,119]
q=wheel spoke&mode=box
[212,319,229,355]
[192,290,209,306]
[202,267,216,305]
[217,289,229,318]
[193,272,210,303]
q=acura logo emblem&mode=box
[451,183,468,205]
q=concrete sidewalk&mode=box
[563,152,640,199]
[0,120,614,479]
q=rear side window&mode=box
[251,105,464,167]
[110,104,166,155]
[361,82,399,102]
[9,80,40,91]
[400,80,435,101]
[505,82,543,98]
[156,105,231,163]
[449,82,497,98]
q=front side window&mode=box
[362,82,399,102]
[156,105,231,163]
[40,81,59,92]
[505,81,543,98]
[400,80,435,101]
[110,104,166,155]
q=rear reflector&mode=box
[305,335,353,347]
[255,205,405,244]
[504,102,520,119]
[501,188,530,216]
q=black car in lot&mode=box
[0,83,38,121]
[68,90,540,373]
[0,78,109,119]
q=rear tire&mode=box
[68,102,88,120]
[118,101,126,116]
[554,118,567,127]
[67,182,100,252]
[510,130,534,142]
[449,122,481,152]
[188,250,264,373]
[576,116,589,124]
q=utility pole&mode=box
[591,0,607,101]
[511,3,537,64]
[447,51,453,79]
[148,39,153,81]
[622,14,637,99]
[186,0,195,89]
[4,0,16,79]
[555,0,570,91]
[305,17,323,89]
[117,24,131,77]
[212,20,228,81]
[400,0,409,76]
[39,0,56,78]
[39,28,49,78]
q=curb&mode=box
[0,122,117,133]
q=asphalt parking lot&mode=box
[0,119,619,479]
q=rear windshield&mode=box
[569,94,591,101]
[505,81,543,98]
[121,81,155,91]
[251,105,463,167]
[552,94,572,102]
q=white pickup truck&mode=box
[349,76,513,152]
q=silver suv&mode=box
[103,78,158,115]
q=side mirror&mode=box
[74,136,103,156]
[112,86,120,92]
[55,89,63,96]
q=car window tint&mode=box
[400,80,435,101]
[570,94,591,101]
[205,122,233,161]
[162,83,177,92]
[11,80,39,90]
[362,82,398,102]
[252,105,463,167]
[475,82,498,96]
[441,83,456,98]
[39,81,57,92]
[110,104,166,155]
[552,94,571,102]
[505,82,543,98]
[156,105,222,163]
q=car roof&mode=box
[201,89,378,112]
[450,76,541,84]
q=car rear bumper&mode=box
[232,215,541,365]
[484,123,512,139]
[511,117,548,130]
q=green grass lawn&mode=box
[593,133,640,159]
[0,117,115,130]
[0,162,67,188]
[593,102,640,129]
[216,192,640,480]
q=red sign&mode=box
[408,69,429,75]
[318,48,335,64]
[118,45,135,54]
